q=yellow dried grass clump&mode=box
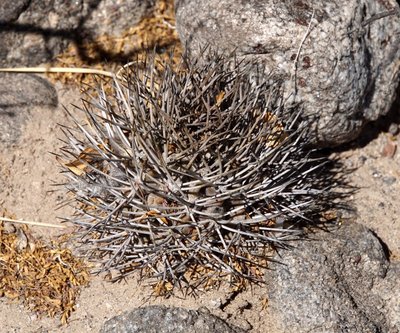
[0,220,89,323]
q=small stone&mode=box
[209,298,222,309]
[382,176,397,186]
[388,123,399,136]
[2,222,16,234]
[381,139,397,158]
[358,155,368,165]
[372,170,381,178]
[15,228,28,252]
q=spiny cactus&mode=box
[59,53,334,292]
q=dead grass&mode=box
[0,214,89,323]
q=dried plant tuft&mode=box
[59,53,336,293]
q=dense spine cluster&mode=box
[60,54,332,291]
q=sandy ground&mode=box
[0,82,399,332]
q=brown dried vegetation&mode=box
[0,216,89,323]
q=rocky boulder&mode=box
[100,306,245,333]
[0,0,154,67]
[175,0,400,147]
[265,222,399,332]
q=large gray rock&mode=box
[265,222,399,333]
[0,0,154,67]
[175,0,400,147]
[100,306,245,333]
[0,73,57,145]
[0,0,89,66]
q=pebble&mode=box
[358,155,367,166]
[209,298,222,309]
[388,123,399,136]
[372,170,381,178]
[382,176,397,186]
